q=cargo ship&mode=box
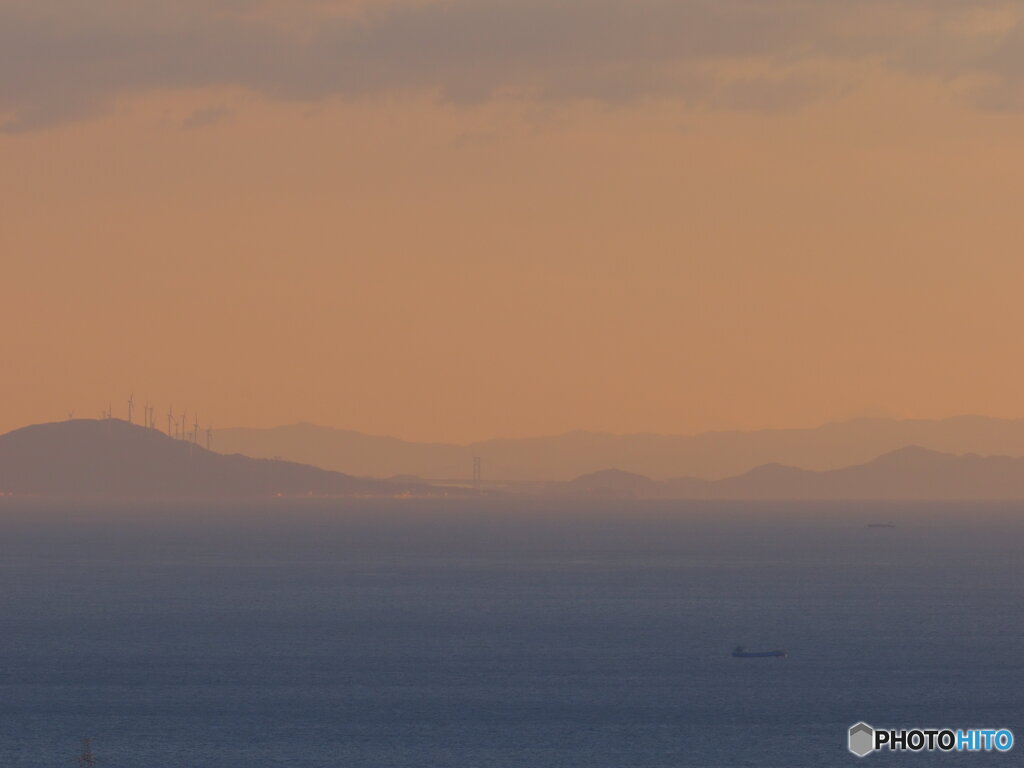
[732,645,786,658]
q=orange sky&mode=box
[4,1,1024,442]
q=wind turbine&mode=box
[127,394,134,425]
[206,424,213,450]
[167,406,173,436]
[193,414,200,444]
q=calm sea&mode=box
[0,499,1021,766]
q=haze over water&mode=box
[7,1,1024,765]
[2,500,1020,767]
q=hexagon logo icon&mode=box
[848,722,875,757]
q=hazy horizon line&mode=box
[20,411,1024,448]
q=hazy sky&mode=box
[4,0,1024,441]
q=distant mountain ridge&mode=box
[0,420,444,500]
[560,445,1024,500]
[559,469,665,498]
[4,420,1024,501]
[215,415,1024,482]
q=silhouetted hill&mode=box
[215,415,1024,482]
[0,420,442,500]
[686,446,1024,499]
[557,446,1024,499]
[745,445,1024,499]
[559,468,667,498]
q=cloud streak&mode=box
[1,0,1021,131]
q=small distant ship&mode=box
[732,645,786,658]
[867,523,896,528]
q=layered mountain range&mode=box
[6,418,1024,501]
[559,446,1024,500]
[215,415,1024,482]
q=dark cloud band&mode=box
[0,0,1018,131]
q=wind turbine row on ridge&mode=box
[82,396,215,450]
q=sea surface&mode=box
[0,499,1021,767]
